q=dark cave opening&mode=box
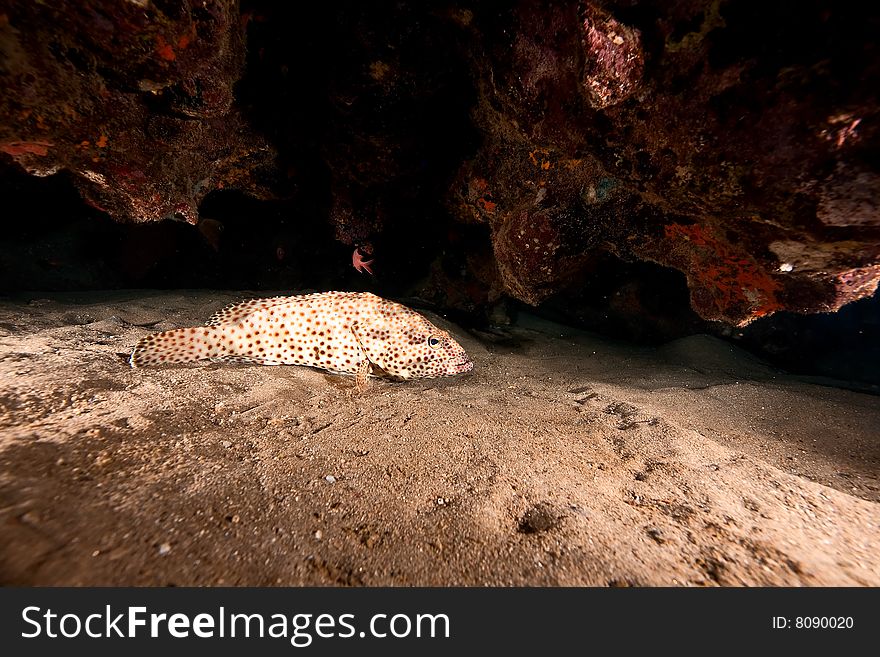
[3,150,877,389]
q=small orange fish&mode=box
[352,247,374,275]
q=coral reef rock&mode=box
[0,0,272,224]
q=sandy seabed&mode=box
[0,291,878,586]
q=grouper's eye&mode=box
[427,336,441,348]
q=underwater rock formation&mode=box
[0,0,272,224]
[451,1,880,325]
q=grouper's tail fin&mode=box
[129,326,225,368]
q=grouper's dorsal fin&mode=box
[205,296,290,327]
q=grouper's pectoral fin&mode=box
[355,358,371,392]
[350,321,382,391]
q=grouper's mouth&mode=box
[448,357,474,374]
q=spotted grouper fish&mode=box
[129,291,473,385]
